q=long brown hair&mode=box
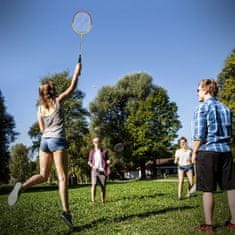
[39,80,57,109]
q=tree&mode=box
[28,71,89,182]
[9,144,31,183]
[217,49,235,90]
[89,72,181,178]
[0,90,18,183]
[217,49,235,155]
[90,73,153,140]
[125,88,181,177]
[89,73,151,176]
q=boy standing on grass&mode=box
[192,79,235,232]
[88,137,110,204]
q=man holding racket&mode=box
[192,79,235,232]
[88,137,111,204]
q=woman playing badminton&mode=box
[174,137,194,200]
[8,55,82,230]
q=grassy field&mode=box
[0,179,233,234]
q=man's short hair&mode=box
[199,79,219,97]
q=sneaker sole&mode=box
[8,182,22,206]
[60,215,74,230]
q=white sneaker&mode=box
[8,182,22,206]
[189,184,196,194]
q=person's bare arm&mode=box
[88,150,96,169]
[58,56,82,102]
[174,156,179,164]
[88,161,94,168]
[192,140,201,164]
[37,108,45,134]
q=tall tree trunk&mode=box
[140,164,146,179]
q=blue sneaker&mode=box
[8,182,22,206]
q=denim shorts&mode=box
[40,137,67,153]
[178,164,193,173]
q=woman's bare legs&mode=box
[22,151,53,190]
[100,185,106,204]
[178,170,184,199]
[227,190,235,224]
[186,170,194,197]
[53,151,69,213]
[91,184,96,202]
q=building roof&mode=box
[145,158,175,167]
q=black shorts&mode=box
[196,151,235,192]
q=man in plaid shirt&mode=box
[192,79,235,232]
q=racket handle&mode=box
[78,54,82,64]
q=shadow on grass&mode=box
[177,194,199,200]
[0,184,91,195]
[1,181,137,195]
[109,193,165,202]
[69,205,198,234]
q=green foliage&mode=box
[90,73,153,137]
[9,144,32,183]
[219,78,235,110]
[217,49,235,90]
[28,71,89,182]
[217,49,235,155]
[0,180,233,234]
[126,89,181,167]
[0,90,18,183]
[89,73,181,177]
[28,123,40,154]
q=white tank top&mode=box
[175,149,192,166]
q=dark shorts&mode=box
[196,151,235,192]
[91,169,106,189]
[40,137,67,153]
[178,164,193,173]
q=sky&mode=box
[0,0,235,148]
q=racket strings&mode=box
[72,10,92,58]
[72,11,92,35]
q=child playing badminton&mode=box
[8,55,82,230]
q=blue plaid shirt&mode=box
[192,97,232,152]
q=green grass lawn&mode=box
[0,179,233,234]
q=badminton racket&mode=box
[72,10,92,62]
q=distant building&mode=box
[145,158,177,178]
[124,158,177,179]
